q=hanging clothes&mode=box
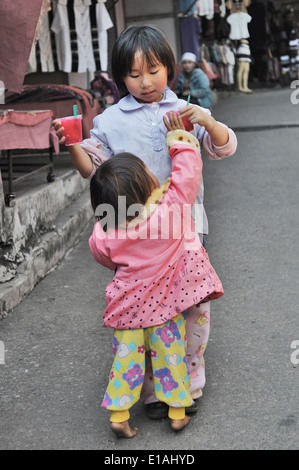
[247,1,267,53]
[227,12,252,40]
[96,0,114,72]
[178,0,196,14]
[73,0,96,73]
[51,0,72,73]
[26,0,54,74]
[289,30,299,80]
[38,9,55,72]
[26,43,37,74]
[196,0,214,17]
[179,16,202,59]
[224,45,235,84]
[217,0,226,17]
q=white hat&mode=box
[181,52,197,63]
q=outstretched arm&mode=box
[163,112,202,207]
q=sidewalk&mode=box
[0,87,298,450]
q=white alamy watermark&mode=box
[290,80,299,104]
[290,340,299,366]
[95,199,204,240]
[0,340,5,365]
[0,81,4,104]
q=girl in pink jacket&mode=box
[89,115,223,438]
[54,25,237,419]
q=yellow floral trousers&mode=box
[102,313,192,417]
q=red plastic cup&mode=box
[165,111,194,132]
[59,115,83,146]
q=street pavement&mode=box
[0,87,298,450]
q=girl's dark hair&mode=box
[90,153,156,231]
[111,25,176,97]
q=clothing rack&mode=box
[182,0,198,16]
[28,0,115,79]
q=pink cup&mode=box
[59,115,83,146]
[165,111,194,132]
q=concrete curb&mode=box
[0,188,93,319]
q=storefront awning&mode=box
[0,0,43,93]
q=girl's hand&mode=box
[163,112,185,132]
[179,105,229,146]
[178,104,210,128]
[52,120,66,145]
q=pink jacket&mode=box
[89,130,224,330]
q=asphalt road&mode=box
[0,87,298,450]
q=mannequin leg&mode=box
[237,61,252,93]
[242,62,252,93]
[237,61,246,92]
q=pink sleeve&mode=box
[89,223,117,271]
[202,123,237,160]
[168,142,202,207]
[80,138,111,179]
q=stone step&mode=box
[0,154,93,318]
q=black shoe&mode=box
[144,402,169,419]
[186,399,199,415]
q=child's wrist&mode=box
[205,117,216,134]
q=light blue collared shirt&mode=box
[90,88,211,233]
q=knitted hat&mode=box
[181,52,197,64]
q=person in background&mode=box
[176,52,213,109]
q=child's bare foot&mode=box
[170,415,191,431]
[111,420,138,438]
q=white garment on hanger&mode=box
[96,2,113,71]
[196,0,214,17]
[26,42,37,74]
[38,11,55,72]
[224,45,235,84]
[51,1,72,73]
[26,0,54,74]
[219,0,226,17]
[280,55,290,73]
[73,2,96,73]
[227,12,252,40]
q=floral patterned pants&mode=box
[141,302,211,403]
[102,313,192,412]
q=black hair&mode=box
[111,25,176,97]
[90,153,156,231]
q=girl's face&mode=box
[124,50,168,103]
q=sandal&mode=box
[144,402,169,419]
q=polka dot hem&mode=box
[103,248,223,330]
